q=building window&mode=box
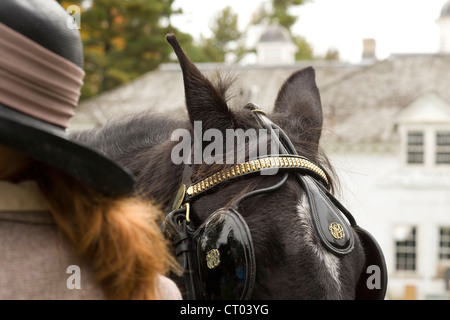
[436,132,450,164]
[395,226,417,271]
[439,227,450,260]
[407,132,424,164]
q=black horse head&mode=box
[164,34,386,299]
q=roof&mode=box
[395,92,450,125]
[69,54,450,149]
[319,54,450,145]
[70,61,359,129]
[259,25,292,43]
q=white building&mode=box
[70,1,450,300]
[255,24,297,65]
[327,86,450,300]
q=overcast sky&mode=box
[171,0,449,63]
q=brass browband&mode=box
[186,155,329,198]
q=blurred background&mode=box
[62,0,450,300]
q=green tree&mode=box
[59,0,185,100]
[293,35,314,60]
[197,6,242,62]
[251,0,310,31]
[324,48,340,60]
[271,0,308,30]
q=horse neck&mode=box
[134,139,186,211]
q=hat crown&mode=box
[0,0,83,67]
[0,1,135,196]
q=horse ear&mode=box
[273,67,323,143]
[166,34,235,131]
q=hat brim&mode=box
[0,103,135,196]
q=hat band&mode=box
[0,23,85,128]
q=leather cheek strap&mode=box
[164,207,199,300]
[299,175,355,256]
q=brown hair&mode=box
[0,145,178,300]
[34,163,178,300]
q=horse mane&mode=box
[71,112,189,207]
[71,112,187,162]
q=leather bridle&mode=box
[164,104,388,300]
